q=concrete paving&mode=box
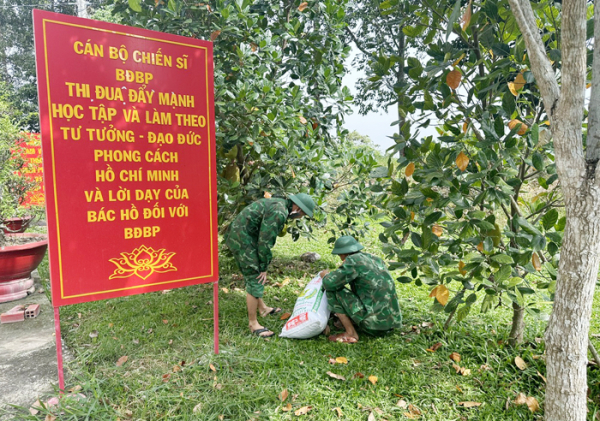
[0,274,66,420]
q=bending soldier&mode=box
[226,193,316,338]
[320,236,402,343]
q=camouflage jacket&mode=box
[323,252,402,328]
[227,198,292,272]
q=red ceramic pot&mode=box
[0,233,48,303]
[2,217,33,234]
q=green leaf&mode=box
[502,92,516,116]
[542,209,559,231]
[555,216,566,231]
[423,211,443,226]
[369,166,389,178]
[495,264,512,282]
[128,0,142,12]
[446,0,462,40]
[456,305,471,322]
[490,254,514,264]
[397,276,413,284]
[532,152,545,171]
[507,277,523,287]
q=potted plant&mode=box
[0,83,47,303]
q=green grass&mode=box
[11,227,600,420]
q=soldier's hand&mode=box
[257,272,268,284]
[319,270,330,278]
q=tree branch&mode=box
[586,0,600,161]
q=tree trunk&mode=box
[544,199,600,420]
[508,302,525,346]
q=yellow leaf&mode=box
[280,312,291,320]
[430,284,449,306]
[514,72,526,90]
[327,371,346,381]
[454,53,466,66]
[282,403,293,412]
[446,69,462,89]
[279,389,289,402]
[299,115,308,125]
[461,0,473,30]
[295,405,313,416]
[532,253,542,271]
[405,162,415,177]
[458,401,482,408]
[432,224,443,237]
[477,242,484,252]
[368,375,378,385]
[116,355,128,367]
[508,82,519,96]
[449,352,461,363]
[508,119,528,136]
[221,288,229,294]
[209,363,216,372]
[587,82,592,89]
[458,261,467,275]
[515,356,528,370]
[525,397,539,413]
[172,365,181,372]
[298,2,308,11]
[456,151,469,171]
[410,211,415,221]
[332,407,343,418]
[335,357,348,364]
[264,191,272,198]
[462,121,468,133]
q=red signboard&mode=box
[33,10,218,307]
[16,133,45,208]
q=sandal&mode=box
[251,327,275,338]
[260,307,282,317]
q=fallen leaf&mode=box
[162,319,169,324]
[45,415,56,421]
[430,342,443,352]
[215,383,223,390]
[403,412,419,419]
[295,405,312,416]
[405,162,415,177]
[209,363,217,372]
[218,415,224,421]
[210,30,221,41]
[515,356,528,371]
[116,356,128,367]
[368,412,376,421]
[280,312,292,320]
[397,399,408,408]
[29,400,42,415]
[458,401,482,408]
[353,372,365,379]
[455,151,469,171]
[515,393,539,412]
[172,365,181,372]
[193,403,202,413]
[446,69,462,89]
[69,385,82,393]
[368,375,378,385]
[332,407,343,417]
[537,371,547,383]
[335,357,348,364]
[432,224,443,237]
[281,403,293,412]
[328,358,337,364]
[279,389,289,402]
[421,322,434,328]
[162,373,171,382]
[89,330,99,338]
[327,371,346,381]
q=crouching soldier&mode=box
[226,193,316,338]
[320,236,402,343]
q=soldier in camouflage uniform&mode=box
[226,193,316,337]
[320,236,402,343]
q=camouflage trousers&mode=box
[225,235,264,298]
[327,288,397,337]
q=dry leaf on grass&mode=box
[279,312,291,320]
[44,415,56,421]
[452,363,471,376]
[172,365,181,372]
[404,403,422,418]
[335,357,348,364]
[162,373,171,382]
[353,372,365,379]
[89,330,99,338]
[458,401,482,408]
[116,356,128,367]
[327,371,346,381]
[332,407,343,417]
[294,405,312,416]
[397,399,408,408]
[368,375,378,385]
[449,352,461,362]
[328,358,337,365]
[281,403,292,412]
[193,403,202,413]
[421,322,434,328]
[427,342,443,352]
[368,411,376,421]
[515,356,528,370]
[515,393,539,413]
[209,363,217,372]
[279,389,289,402]
[537,371,547,383]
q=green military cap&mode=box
[331,235,364,255]
[289,193,316,218]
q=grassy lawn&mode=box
[12,226,600,420]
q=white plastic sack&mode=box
[280,274,330,339]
